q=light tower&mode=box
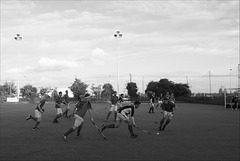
[14,34,22,101]
[114,31,122,95]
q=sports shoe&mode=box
[63,135,67,141]
[33,127,39,131]
[53,120,59,123]
[131,134,138,138]
[26,115,31,121]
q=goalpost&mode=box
[224,88,240,109]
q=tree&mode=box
[126,82,139,100]
[69,78,88,98]
[101,83,115,100]
[20,84,38,100]
[145,78,191,97]
[39,87,52,97]
[0,81,17,98]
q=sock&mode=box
[77,123,83,136]
[34,121,40,128]
[54,114,62,121]
[128,125,134,135]
[106,112,111,120]
[106,124,115,128]
[32,117,38,122]
[165,119,171,126]
[64,128,75,136]
[160,118,165,126]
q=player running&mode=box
[53,92,64,123]
[104,92,119,122]
[26,94,50,130]
[159,97,176,131]
[62,93,94,141]
[101,101,141,138]
[62,90,71,118]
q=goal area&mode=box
[224,88,240,109]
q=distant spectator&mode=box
[231,96,238,111]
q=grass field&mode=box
[0,102,239,161]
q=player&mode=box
[62,90,71,118]
[231,96,238,111]
[53,91,64,123]
[159,97,176,131]
[169,93,175,103]
[26,94,50,130]
[104,92,119,122]
[118,93,124,108]
[62,93,94,141]
[101,101,141,138]
[148,93,155,113]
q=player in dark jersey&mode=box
[148,94,155,113]
[105,92,119,122]
[26,95,50,130]
[62,93,94,141]
[53,92,64,123]
[159,97,176,131]
[101,101,141,138]
[62,90,71,118]
[231,96,238,110]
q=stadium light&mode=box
[14,34,22,101]
[230,68,232,93]
[114,31,122,95]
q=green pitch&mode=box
[0,102,239,160]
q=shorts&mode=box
[109,104,118,112]
[73,114,84,128]
[56,108,63,115]
[116,112,129,121]
[162,111,173,119]
[34,110,42,121]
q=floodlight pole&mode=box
[114,31,122,95]
[14,34,22,101]
[230,68,232,93]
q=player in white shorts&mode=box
[26,95,50,130]
[159,97,176,131]
[53,92,64,123]
[62,93,94,141]
[101,101,141,138]
[105,92,119,122]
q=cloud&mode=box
[38,57,78,70]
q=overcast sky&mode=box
[1,0,239,93]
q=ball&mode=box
[157,132,160,135]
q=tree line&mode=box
[0,78,191,101]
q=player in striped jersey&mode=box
[101,101,141,138]
[26,95,50,130]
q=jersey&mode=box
[74,101,92,118]
[36,99,46,112]
[232,97,238,104]
[118,105,135,117]
[63,94,70,104]
[55,96,63,108]
[161,101,176,112]
[111,95,119,105]
[150,95,155,103]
